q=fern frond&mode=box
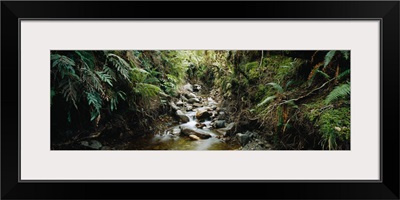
[257,95,276,107]
[266,82,284,93]
[86,91,102,121]
[285,80,294,90]
[51,54,76,78]
[82,67,104,94]
[341,51,350,60]
[337,69,350,80]
[134,83,161,98]
[103,65,116,81]
[107,53,132,80]
[59,78,79,109]
[325,83,350,104]
[316,69,330,80]
[75,51,95,69]
[324,50,336,69]
[95,70,113,86]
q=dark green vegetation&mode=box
[51,50,350,150]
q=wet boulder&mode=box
[237,133,251,146]
[195,123,206,129]
[180,127,212,139]
[186,92,197,99]
[172,127,181,135]
[188,98,200,103]
[169,101,180,111]
[213,120,226,128]
[196,109,211,121]
[186,105,193,111]
[81,140,102,150]
[193,84,201,92]
[189,135,201,140]
[193,103,203,107]
[183,83,193,92]
[215,122,236,136]
[176,110,190,123]
[176,100,184,106]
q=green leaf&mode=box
[325,83,350,104]
[257,95,276,107]
[324,50,336,68]
[341,51,350,60]
[337,69,350,80]
[266,82,284,93]
[316,69,330,80]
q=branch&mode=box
[279,77,335,105]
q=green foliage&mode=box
[86,91,102,121]
[107,53,131,81]
[257,95,276,107]
[337,69,350,80]
[316,70,330,80]
[317,107,350,150]
[59,76,79,108]
[51,54,76,78]
[341,50,350,60]
[324,50,336,69]
[134,83,161,99]
[325,83,350,104]
[266,82,284,93]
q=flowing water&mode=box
[127,109,239,150]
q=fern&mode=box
[59,78,79,109]
[316,69,330,80]
[109,91,126,111]
[134,83,161,98]
[337,69,350,80]
[107,53,132,81]
[103,65,116,81]
[257,95,276,107]
[95,70,113,86]
[51,54,76,78]
[75,51,95,69]
[81,67,104,94]
[266,82,284,93]
[86,91,102,121]
[325,83,350,104]
[341,50,350,60]
[324,50,336,69]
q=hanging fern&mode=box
[134,83,161,99]
[324,50,336,69]
[81,67,104,94]
[51,54,76,79]
[107,53,131,81]
[95,70,113,86]
[75,51,95,69]
[341,50,350,60]
[59,78,79,109]
[337,69,350,80]
[325,83,350,104]
[316,69,330,80]
[257,95,276,107]
[109,91,126,111]
[266,82,284,93]
[86,91,103,121]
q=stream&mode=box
[126,95,240,150]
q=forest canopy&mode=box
[51,50,350,150]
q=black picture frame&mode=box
[1,1,399,199]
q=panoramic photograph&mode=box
[51,50,350,150]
